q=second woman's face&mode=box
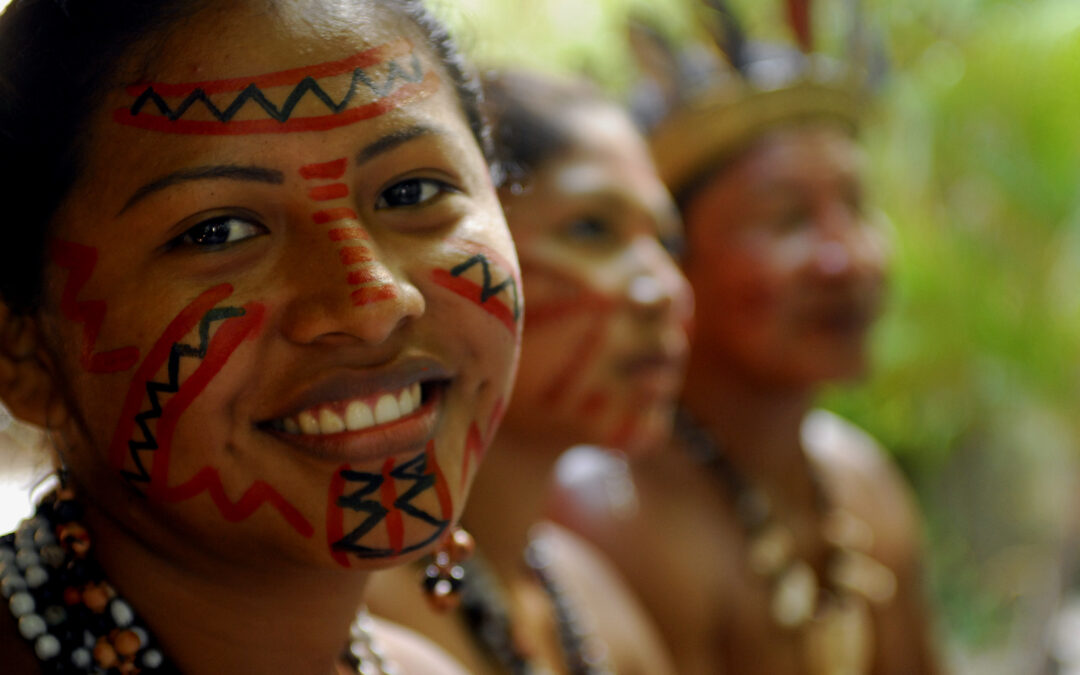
[499,105,693,455]
[37,1,520,570]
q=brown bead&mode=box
[114,629,142,657]
[63,587,82,606]
[93,639,118,668]
[447,527,475,562]
[118,662,141,675]
[83,584,110,613]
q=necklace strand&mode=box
[0,489,393,675]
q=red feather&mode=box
[786,0,813,52]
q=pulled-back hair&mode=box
[0,0,487,315]
[480,70,609,190]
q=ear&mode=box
[0,300,69,431]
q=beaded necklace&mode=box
[458,536,612,675]
[0,489,396,675]
[675,409,897,675]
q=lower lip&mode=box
[263,386,445,464]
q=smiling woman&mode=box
[0,1,519,674]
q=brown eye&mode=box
[173,215,266,250]
[376,178,454,209]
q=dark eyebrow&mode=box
[355,125,444,166]
[119,164,284,215]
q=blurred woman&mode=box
[368,70,692,674]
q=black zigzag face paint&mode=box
[114,40,439,135]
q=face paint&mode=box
[114,40,439,135]
[458,396,505,491]
[106,284,313,538]
[51,240,140,373]
[326,441,452,566]
[430,238,521,335]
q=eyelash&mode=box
[375,177,457,210]
[168,214,267,251]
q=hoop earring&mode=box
[423,525,474,612]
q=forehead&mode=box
[64,0,466,201]
[736,123,863,188]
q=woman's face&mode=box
[499,104,692,455]
[682,124,888,386]
[36,1,520,570]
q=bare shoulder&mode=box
[801,409,921,562]
[371,616,470,675]
[535,522,676,675]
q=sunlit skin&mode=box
[551,123,941,675]
[368,98,687,675]
[0,2,519,674]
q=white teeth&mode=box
[298,411,320,435]
[283,418,300,434]
[374,394,401,424]
[345,401,375,431]
[319,409,346,434]
[412,382,421,406]
[398,388,414,416]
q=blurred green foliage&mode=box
[431,0,1080,660]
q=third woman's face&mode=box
[37,0,520,570]
[500,105,693,455]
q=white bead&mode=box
[132,626,149,645]
[83,629,95,648]
[71,647,92,668]
[1,575,27,598]
[18,613,46,639]
[35,633,61,660]
[33,528,56,548]
[43,605,66,626]
[142,649,164,668]
[0,547,15,562]
[15,549,39,570]
[39,545,65,568]
[24,565,48,588]
[110,598,134,627]
[9,591,34,617]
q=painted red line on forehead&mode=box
[351,286,398,306]
[308,183,349,201]
[108,284,234,471]
[125,40,412,97]
[380,458,404,554]
[315,208,360,225]
[112,75,438,135]
[329,227,369,242]
[430,269,516,335]
[426,442,453,522]
[328,466,351,568]
[339,247,374,265]
[299,158,348,180]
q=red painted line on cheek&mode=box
[430,269,517,335]
[485,396,506,446]
[540,319,608,407]
[51,240,141,373]
[426,441,453,522]
[581,390,610,418]
[314,208,360,225]
[459,423,486,492]
[299,158,348,180]
[339,247,374,265]
[164,468,314,538]
[308,183,350,201]
[109,284,234,471]
[380,458,404,554]
[327,466,351,568]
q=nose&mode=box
[623,237,693,323]
[810,201,884,280]
[278,225,425,346]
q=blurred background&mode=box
[0,0,1077,672]
[420,0,1080,672]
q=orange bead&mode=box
[83,584,110,613]
[114,629,141,656]
[447,527,475,562]
[93,640,118,668]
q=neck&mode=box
[81,494,368,675]
[462,430,558,583]
[680,356,816,505]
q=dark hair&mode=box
[0,0,487,315]
[480,70,609,189]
